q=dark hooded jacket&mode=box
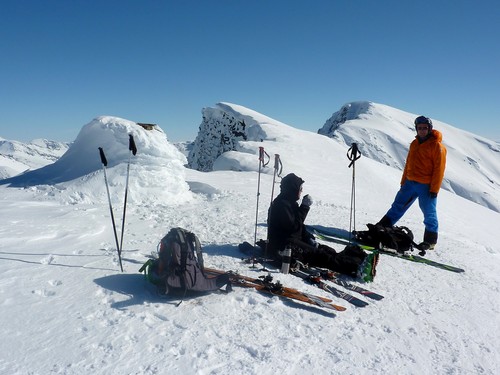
[267,173,315,257]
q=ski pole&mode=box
[119,134,137,257]
[253,146,270,264]
[270,154,283,206]
[99,147,123,272]
[347,143,361,243]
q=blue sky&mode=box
[1,0,499,143]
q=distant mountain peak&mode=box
[317,101,500,212]
[318,101,373,134]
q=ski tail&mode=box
[291,269,369,307]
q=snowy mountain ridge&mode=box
[319,101,500,212]
[0,137,69,179]
[2,101,500,212]
[187,101,500,213]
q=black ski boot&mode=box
[376,215,393,227]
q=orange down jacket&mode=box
[400,129,447,194]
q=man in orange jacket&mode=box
[377,116,447,249]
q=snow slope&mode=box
[0,137,69,179]
[1,110,499,375]
[319,101,500,212]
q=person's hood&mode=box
[431,129,443,142]
[280,173,304,197]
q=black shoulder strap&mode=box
[175,228,189,270]
[192,233,204,270]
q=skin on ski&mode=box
[297,266,384,301]
[324,273,384,300]
[291,269,369,307]
[204,267,346,312]
[308,225,465,273]
[309,227,374,250]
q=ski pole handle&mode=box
[99,147,108,167]
[273,154,283,176]
[273,154,280,170]
[347,143,361,168]
[259,147,265,162]
[258,147,270,167]
[129,134,137,155]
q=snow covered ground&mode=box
[1,110,499,375]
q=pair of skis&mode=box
[99,134,137,272]
[204,267,346,314]
[291,262,384,308]
[307,225,465,273]
[238,242,383,308]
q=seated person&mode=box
[266,173,378,281]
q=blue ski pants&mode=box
[384,179,438,233]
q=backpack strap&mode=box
[174,228,205,305]
[192,233,204,270]
[175,228,189,271]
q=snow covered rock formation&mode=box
[187,103,275,172]
[1,116,192,205]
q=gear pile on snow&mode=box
[355,224,415,254]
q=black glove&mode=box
[301,194,313,207]
[430,192,438,199]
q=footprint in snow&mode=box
[48,280,62,287]
[32,289,56,297]
[40,255,55,265]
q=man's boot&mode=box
[376,215,392,227]
[420,230,438,250]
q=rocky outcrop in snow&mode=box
[188,105,248,171]
[187,103,273,172]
